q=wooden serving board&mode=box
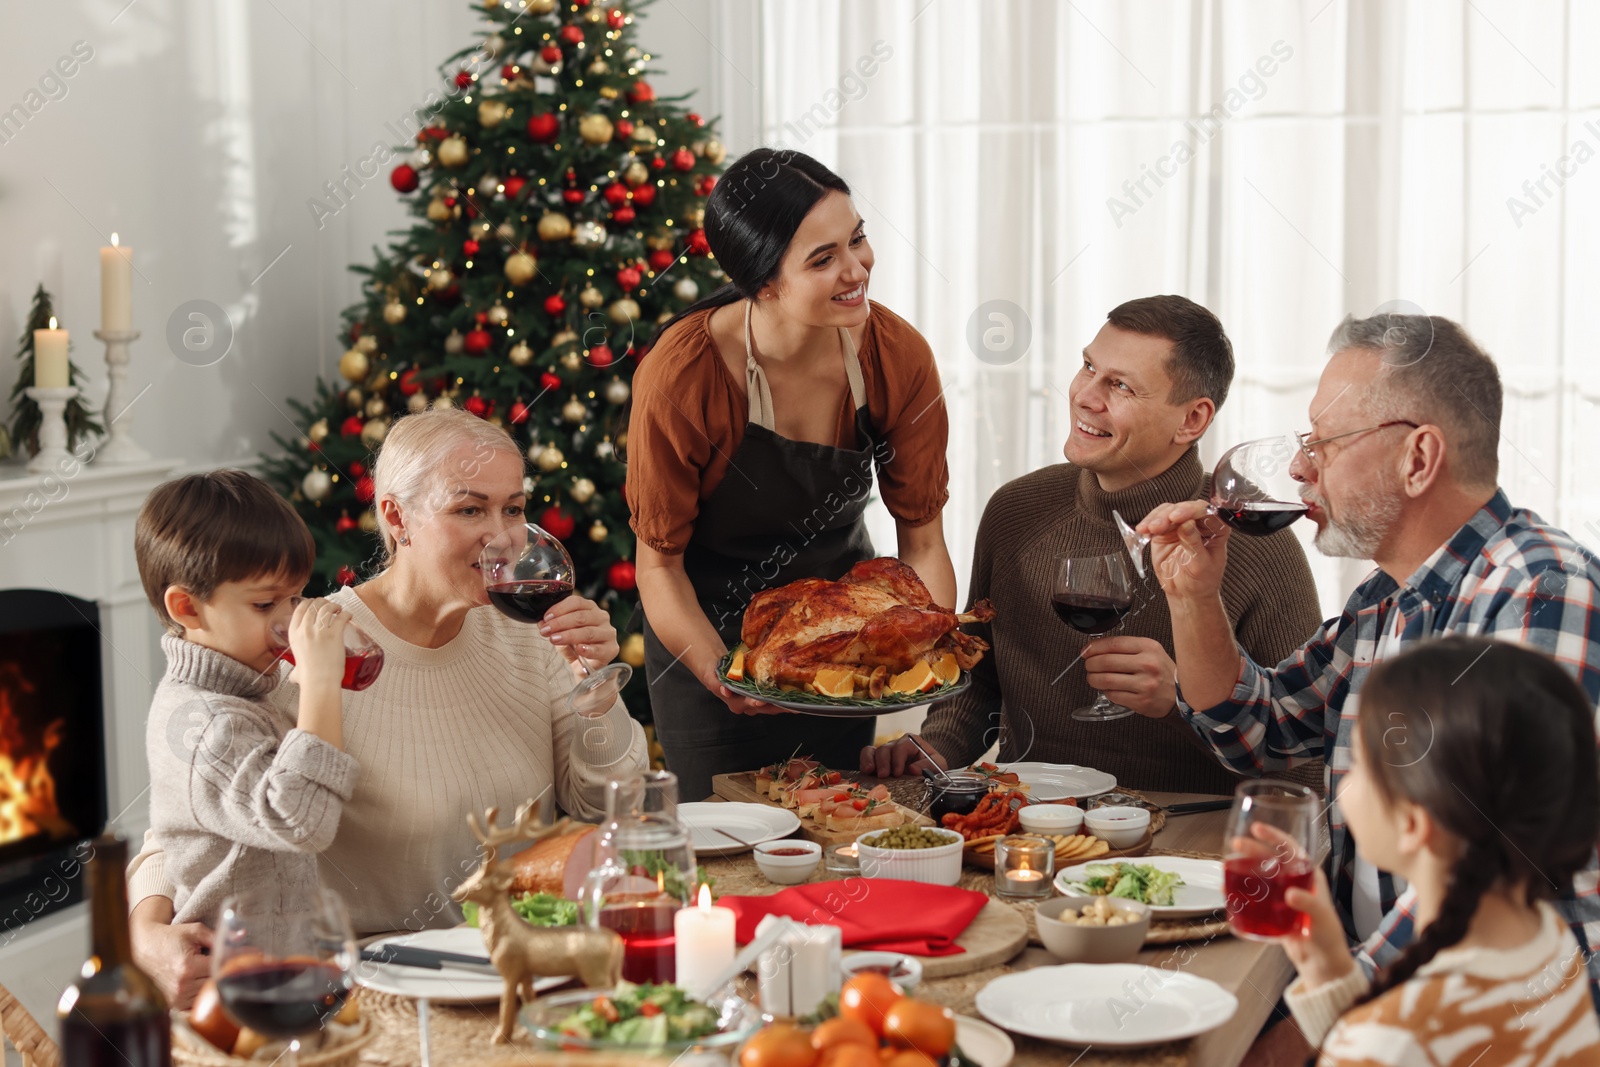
[961,828,1153,870]
[712,772,933,848]
[906,898,1029,979]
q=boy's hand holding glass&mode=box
[284,600,351,690]
[269,597,384,692]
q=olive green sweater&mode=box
[921,447,1326,795]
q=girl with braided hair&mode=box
[1273,636,1600,1065]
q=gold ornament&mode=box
[407,392,430,413]
[483,0,500,8]
[579,285,605,310]
[427,198,453,223]
[645,228,675,251]
[588,521,608,543]
[552,329,579,347]
[504,250,538,286]
[625,161,649,186]
[562,396,588,423]
[631,124,656,146]
[359,509,379,533]
[361,417,389,447]
[508,341,534,366]
[345,387,364,410]
[560,350,583,372]
[604,378,631,405]
[588,57,610,76]
[478,99,508,129]
[609,298,639,324]
[365,396,388,419]
[598,86,619,100]
[433,395,455,410]
[535,445,565,472]
[308,418,330,444]
[339,348,370,383]
[356,334,379,354]
[673,277,699,303]
[538,212,573,241]
[445,329,466,355]
[684,205,705,228]
[428,267,455,291]
[487,303,510,326]
[584,5,603,21]
[578,113,614,145]
[527,0,554,10]
[483,33,506,58]
[619,632,646,669]
[701,137,726,164]
[437,135,470,167]
[570,477,596,504]
[301,468,333,502]
[496,220,518,243]
[383,300,407,325]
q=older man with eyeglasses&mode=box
[1135,312,1600,1032]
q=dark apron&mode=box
[644,304,880,801]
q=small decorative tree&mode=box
[7,285,103,457]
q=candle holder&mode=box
[94,328,149,464]
[823,842,860,874]
[24,386,79,474]
[994,835,1055,901]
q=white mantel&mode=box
[0,456,179,1032]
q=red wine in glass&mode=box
[1051,593,1133,635]
[276,647,384,692]
[1216,501,1309,537]
[216,959,352,1038]
[1224,856,1315,939]
[1053,552,1137,722]
[487,579,576,624]
[598,898,677,984]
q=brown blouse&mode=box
[625,302,950,555]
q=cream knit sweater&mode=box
[129,587,648,935]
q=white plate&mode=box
[976,964,1237,1048]
[955,1013,1015,1067]
[998,762,1116,801]
[356,928,567,1004]
[679,802,802,855]
[1055,856,1226,919]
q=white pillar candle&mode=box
[100,233,133,331]
[674,884,735,997]
[33,317,69,389]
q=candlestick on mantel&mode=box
[95,327,148,464]
[33,317,69,389]
[674,884,735,999]
[24,386,78,474]
[100,233,132,332]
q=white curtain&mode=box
[711,0,1600,618]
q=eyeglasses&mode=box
[1295,420,1418,464]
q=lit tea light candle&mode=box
[995,835,1054,900]
[33,317,69,389]
[1004,868,1045,889]
[674,884,734,997]
[100,232,133,332]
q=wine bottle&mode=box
[57,835,172,1067]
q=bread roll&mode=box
[509,825,597,897]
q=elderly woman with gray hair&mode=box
[127,408,648,1007]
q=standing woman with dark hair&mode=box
[626,149,955,799]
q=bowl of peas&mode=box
[855,826,965,885]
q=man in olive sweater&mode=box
[862,296,1324,794]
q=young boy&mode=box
[135,469,359,927]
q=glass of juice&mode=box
[1222,781,1318,940]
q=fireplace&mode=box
[0,589,107,930]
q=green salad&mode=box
[1064,862,1186,906]
[556,983,720,1046]
[462,891,579,929]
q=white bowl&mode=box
[1018,804,1084,836]
[753,840,822,885]
[1084,805,1150,849]
[855,827,964,886]
[840,952,923,993]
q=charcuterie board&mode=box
[711,772,932,848]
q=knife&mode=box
[1161,798,1234,816]
[360,944,499,977]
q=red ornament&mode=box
[307,439,321,453]
[630,182,656,207]
[398,368,422,396]
[687,228,710,255]
[612,205,635,225]
[541,44,562,63]
[475,311,489,325]
[390,163,420,193]
[539,506,577,541]
[462,238,480,257]
[454,70,474,89]
[616,266,642,291]
[696,175,717,196]
[603,182,630,207]
[502,175,526,199]
[423,126,449,141]
[588,344,615,367]
[540,371,563,391]
[464,394,489,417]
[648,248,675,271]
[464,202,478,220]
[650,155,666,170]
[544,293,568,315]
[615,119,634,140]
[671,148,695,171]
[563,188,586,204]
[349,461,366,478]
[607,8,625,28]
[336,514,359,534]
[341,415,365,438]
[526,112,559,142]
[335,565,358,587]
[510,400,531,424]
[559,25,585,45]
[628,80,655,104]
[501,63,518,80]
[606,560,637,592]
[354,476,376,504]
[688,112,704,126]
[464,327,492,355]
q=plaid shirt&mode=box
[1177,490,1600,1008]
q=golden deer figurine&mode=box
[452,802,624,1044]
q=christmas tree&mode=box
[8,284,103,456]
[261,0,729,719]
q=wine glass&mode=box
[1221,781,1318,940]
[480,522,633,716]
[1112,434,1308,577]
[268,598,385,691]
[213,887,357,1067]
[1051,551,1136,722]
[580,770,700,984]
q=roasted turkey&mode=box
[739,558,995,695]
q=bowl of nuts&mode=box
[1034,894,1151,963]
[856,826,965,885]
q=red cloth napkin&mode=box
[718,880,989,956]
